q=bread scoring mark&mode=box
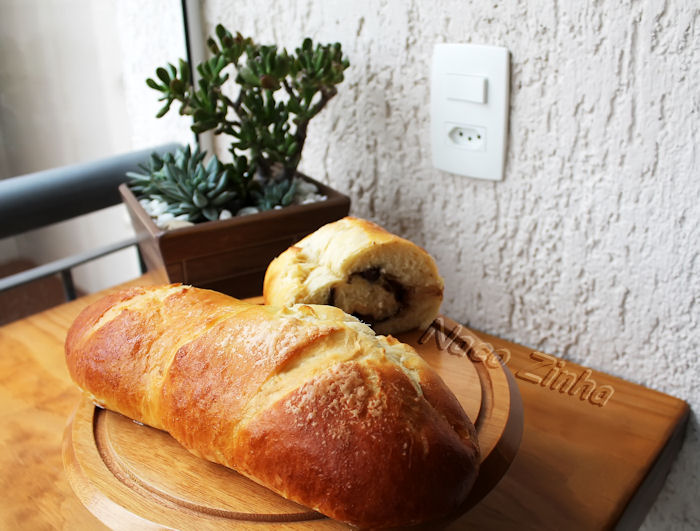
[232,329,354,439]
[89,285,188,339]
[75,285,252,430]
[379,339,425,398]
[294,304,425,394]
[234,304,431,450]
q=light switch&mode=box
[431,43,510,181]
[445,74,487,104]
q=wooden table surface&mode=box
[0,274,689,530]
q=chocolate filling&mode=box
[327,268,408,326]
[357,266,382,282]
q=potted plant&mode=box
[120,24,351,298]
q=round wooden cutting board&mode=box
[63,315,523,530]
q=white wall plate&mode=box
[431,43,510,181]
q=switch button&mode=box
[445,74,487,104]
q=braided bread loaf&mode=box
[65,284,478,528]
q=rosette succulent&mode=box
[127,145,252,223]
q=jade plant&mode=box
[128,24,349,227]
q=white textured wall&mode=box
[194,0,699,528]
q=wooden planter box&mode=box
[119,175,350,298]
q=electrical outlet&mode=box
[431,44,510,181]
[447,123,486,151]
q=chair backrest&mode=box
[0,143,181,302]
[0,143,181,239]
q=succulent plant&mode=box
[131,25,349,225]
[252,176,298,212]
[127,145,251,223]
[146,24,349,181]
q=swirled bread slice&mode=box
[263,216,444,335]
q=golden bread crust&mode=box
[64,285,478,528]
[263,216,444,335]
[234,360,478,528]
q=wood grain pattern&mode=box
[0,274,688,530]
[450,330,689,530]
[62,316,520,529]
[0,272,166,530]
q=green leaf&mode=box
[211,190,235,206]
[210,172,229,196]
[207,37,220,55]
[202,207,218,221]
[314,48,326,71]
[205,155,219,174]
[215,24,228,41]
[191,120,217,134]
[156,100,173,118]
[192,189,208,208]
[146,78,162,90]
[281,179,298,206]
[196,62,209,80]
[238,66,260,85]
[286,96,301,114]
[193,108,211,122]
[178,58,190,85]
[264,48,274,73]
[156,67,171,85]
